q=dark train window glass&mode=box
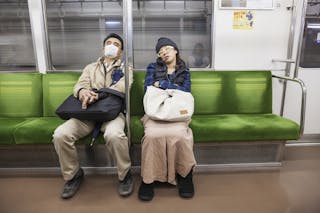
[132,0,212,69]
[46,0,123,70]
[0,0,36,71]
[300,1,320,68]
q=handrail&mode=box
[272,74,307,136]
[271,59,295,64]
[294,0,308,78]
[271,58,295,116]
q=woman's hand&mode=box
[153,81,160,88]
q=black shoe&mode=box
[118,170,133,197]
[138,181,154,201]
[177,171,194,198]
[61,168,84,199]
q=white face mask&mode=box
[104,44,119,58]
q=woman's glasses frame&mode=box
[157,46,175,57]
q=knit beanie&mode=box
[103,33,123,50]
[155,37,179,54]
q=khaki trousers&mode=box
[52,113,131,181]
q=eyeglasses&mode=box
[157,46,174,57]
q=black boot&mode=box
[61,168,84,199]
[177,170,194,198]
[138,181,154,201]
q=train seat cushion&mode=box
[0,118,29,145]
[130,114,300,144]
[13,117,105,145]
[190,114,300,142]
[13,117,64,144]
[0,73,42,117]
[42,72,81,117]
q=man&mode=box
[53,33,133,199]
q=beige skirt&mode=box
[140,115,196,185]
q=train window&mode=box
[0,0,36,71]
[46,0,123,70]
[132,0,212,69]
[45,0,212,70]
[300,1,320,68]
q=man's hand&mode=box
[79,89,98,109]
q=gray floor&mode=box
[1,146,320,213]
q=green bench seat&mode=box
[0,71,300,145]
[0,70,302,170]
[0,73,42,145]
[130,71,300,144]
[0,72,105,145]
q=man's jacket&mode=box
[73,57,133,98]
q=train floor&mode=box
[1,145,320,213]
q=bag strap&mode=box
[97,88,125,100]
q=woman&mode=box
[138,37,196,201]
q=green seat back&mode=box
[130,71,146,116]
[130,71,272,115]
[192,71,272,114]
[42,72,81,117]
[0,73,42,117]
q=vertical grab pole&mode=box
[280,1,297,116]
[294,0,308,78]
[123,0,133,143]
[28,0,52,73]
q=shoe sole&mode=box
[138,194,154,201]
[179,192,194,199]
[118,185,133,197]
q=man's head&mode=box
[103,33,123,59]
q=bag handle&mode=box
[97,88,125,100]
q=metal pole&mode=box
[294,0,308,78]
[280,1,297,116]
[123,0,133,143]
[28,0,52,73]
[42,0,53,71]
[285,2,297,77]
[211,0,216,69]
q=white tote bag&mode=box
[143,86,194,122]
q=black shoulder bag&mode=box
[55,88,125,122]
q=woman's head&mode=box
[155,37,179,64]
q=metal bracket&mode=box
[272,59,295,63]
